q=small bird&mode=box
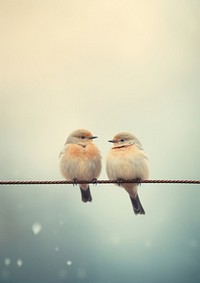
[106,132,149,215]
[59,129,102,202]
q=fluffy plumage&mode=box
[106,132,149,214]
[60,129,102,202]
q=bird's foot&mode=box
[72,178,78,186]
[117,178,124,186]
[135,178,142,186]
[92,178,98,186]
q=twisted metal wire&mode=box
[0,179,200,185]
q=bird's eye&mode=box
[121,139,125,142]
[80,136,85,139]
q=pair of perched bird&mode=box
[59,129,149,215]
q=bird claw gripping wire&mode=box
[135,178,142,186]
[117,178,124,186]
[72,178,78,186]
[92,178,98,186]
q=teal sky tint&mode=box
[0,1,200,282]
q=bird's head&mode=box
[108,132,142,149]
[66,129,97,145]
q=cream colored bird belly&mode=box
[60,144,101,181]
[106,146,149,181]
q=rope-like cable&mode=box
[0,179,200,185]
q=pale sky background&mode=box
[0,1,200,282]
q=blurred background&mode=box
[0,0,200,282]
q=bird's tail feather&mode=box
[130,195,145,215]
[80,186,92,202]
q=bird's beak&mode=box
[108,139,117,143]
[90,136,98,139]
